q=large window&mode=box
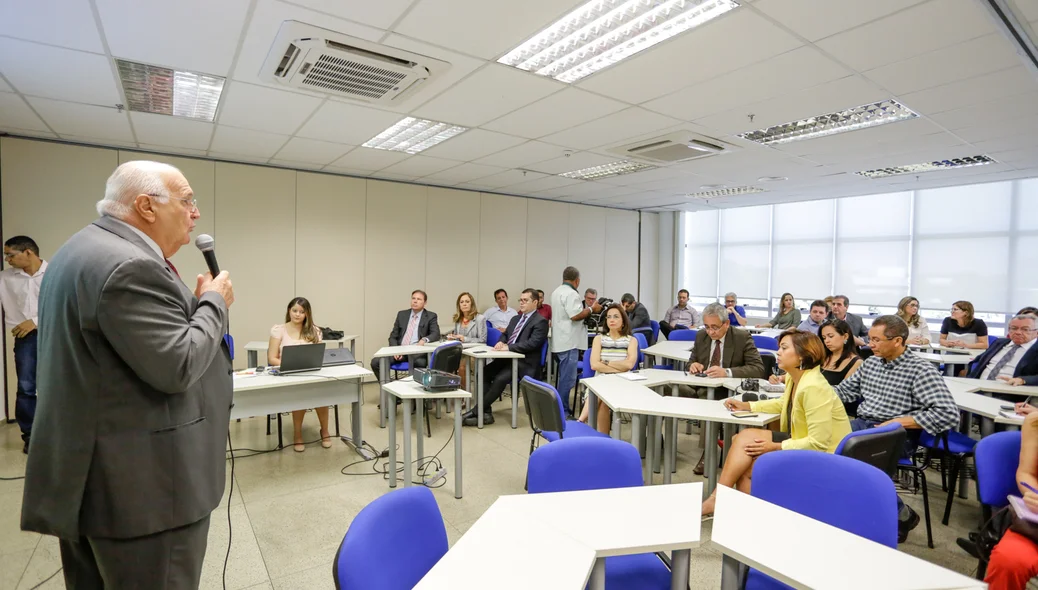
[679,178,1038,333]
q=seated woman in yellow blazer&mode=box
[701,329,851,516]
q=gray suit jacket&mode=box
[688,327,766,379]
[21,216,232,539]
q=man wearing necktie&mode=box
[371,290,440,381]
[464,288,547,426]
[969,313,1038,393]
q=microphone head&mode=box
[194,234,215,252]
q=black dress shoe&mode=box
[23,441,29,454]
[463,412,494,426]
[956,537,980,559]
[898,507,921,543]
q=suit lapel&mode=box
[722,330,736,368]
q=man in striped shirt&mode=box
[836,314,959,543]
[660,289,701,338]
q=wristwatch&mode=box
[603,359,610,365]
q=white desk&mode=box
[912,350,979,376]
[642,340,694,366]
[462,345,524,428]
[946,376,1038,398]
[910,342,982,357]
[244,336,354,368]
[381,378,469,499]
[232,364,371,455]
[372,344,440,427]
[712,486,984,590]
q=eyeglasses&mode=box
[951,307,963,313]
[148,194,198,211]
[703,324,724,332]
[1008,326,1037,333]
[2,251,21,259]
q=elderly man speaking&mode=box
[21,161,235,589]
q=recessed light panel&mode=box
[856,155,995,179]
[559,160,657,180]
[686,186,764,199]
[362,117,469,154]
[738,99,918,146]
[498,0,740,84]
[116,59,225,122]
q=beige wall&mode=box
[0,136,658,416]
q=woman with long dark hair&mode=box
[578,303,638,434]
[268,297,327,452]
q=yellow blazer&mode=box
[750,367,851,453]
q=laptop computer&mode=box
[323,347,356,367]
[277,342,327,375]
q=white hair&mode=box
[724,292,737,300]
[703,302,728,323]
[96,160,181,219]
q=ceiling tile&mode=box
[953,116,1038,143]
[393,0,582,60]
[60,135,138,149]
[472,140,571,168]
[459,169,548,189]
[524,151,618,175]
[97,0,251,75]
[379,155,461,177]
[1018,0,1038,21]
[644,46,851,121]
[0,38,120,105]
[327,146,411,171]
[268,158,325,171]
[418,128,527,161]
[137,143,208,157]
[130,112,214,150]
[501,174,583,194]
[295,100,404,145]
[752,0,927,42]
[897,66,1038,116]
[28,97,134,142]
[419,162,506,185]
[482,88,627,139]
[272,137,353,165]
[815,0,996,71]
[206,152,273,166]
[929,92,1038,131]
[863,34,1021,95]
[378,34,486,112]
[0,78,10,92]
[540,107,682,150]
[0,0,104,52]
[209,125,289,158]
[413,64,564,127]
[216,82,323,135]
[282,0,412,28]
[577,9,801,104]
[0,93,51,132]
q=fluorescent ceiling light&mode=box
[738,99,918,146]
[498,0,740,83]
[856,155,995,179]
[362,117,468,154]
[559,160,657,180]
[116,59,224,122]
[686,186,764,199]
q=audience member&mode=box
[1,235,45,454]
[583,288,598,309]
[983,411,1038,590]
[449,292,486,390]
[485,288,517,332]
[835,315,959,543]
[535,289,552,322]
[370,290,440,381]
[757,292,801,329]
[968,313,1037,386]
[724,292,748,326]
[797,300,828,335]
[550,267,600,415]
[702,330,850,516]
[817,319,863,387]
[464,288,547,426]
[897,296,931,346]
[1020,306,1038,317]
[268,297,327,452]
[831,295,868,347]
[578,303,639,434]
[620,293,650,331]
[941,300,990,350]
[824,296,836,319]
[660,289,701,338]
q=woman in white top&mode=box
[448,292,486,389]
[268,297,326,452]
[897,296,931,346]
[578,303,639,434]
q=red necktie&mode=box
[709,341,722,368]
[165,258,180,278]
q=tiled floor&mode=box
[1,383,984,589]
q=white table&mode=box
[244,336,354,368]
[910,342,983,357]
[947,376,1038,398]
[712,486,985,590]
[912,350,979,376]
[372,343,440,428]
[642,340,694,367]
[462,345,523,428]
[381,378,469,499]
[231,364,371,455]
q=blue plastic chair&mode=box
[975,431,1022,520]
[650,320,660,345]
[527,438,674,590]
[333,487,448,590]
[668,329,697,342]
[920,430,978,526]
[486,324,502,347]
[575,350,596,417]
[633,332,648,370]
[745,451,898,590]
[752,334,779,351]
[988,335,998,347]
[520,376,606,453]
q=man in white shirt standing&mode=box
[1,236,46,454]
[484,288,517,333]
[550,267,600,415]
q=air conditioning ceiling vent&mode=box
[608,131,737,164]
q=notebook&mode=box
[1009,495,1038,524]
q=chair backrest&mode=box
[760,351,777,377]
[527,437,643,493]
[989,335,998,346]
[486,323,501,347]
[520,376,566,437]
[650,320,660,345]
[580,349,595,379]
[333,487,448,589]
[835,423,907,477]
[632,332,648,369]
[540,339,549,369]
[429,341,463,373]
[752,451,898,548]
[669,329,697,342]
[752,335,779,351]
[976,430,1023,508]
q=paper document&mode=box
[1009,495,1038,523]
[1000,410,1026,421]
[617,373,648,381]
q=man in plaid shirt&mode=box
[836,314,959,543]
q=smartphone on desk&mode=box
[731,411,757,418]
[1002,405,1016,411]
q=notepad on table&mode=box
[1000,410,1026,421]
[617,373,648,381]
[1009,495,1038,523]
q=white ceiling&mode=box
[1,0,1038,212]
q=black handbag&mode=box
[320,326,345,341]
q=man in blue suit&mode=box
[969,313,1038,387]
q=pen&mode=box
[1021,481,1038,496]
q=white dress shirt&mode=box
[108,217,164,259]
[981,338,1036,380]
[485,305,518,330]
[0,260,47,331]
[550,283,587,352]
[705,337,733,377]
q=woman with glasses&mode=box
[578,303,638,434]
[756,292,801,329]
[268,297,326,452]
[897,296,931,346]
[941,300,990,350]
[447,292,486,389]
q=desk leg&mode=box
[388,398,397,488]
[720,554,745,590]
[611,412,621,439]
[277,414,283,449]
[704,421,719,498]
[670,548,691,590]
[631,414,646,483]
[981,416,995,438]
[511,358,519,429]
[349,338,355,356]
[333,405,340,437]
[588,389,598,429]
[589,559,606,590]
[454,398,463,499]
[664,417,674,485]
[379,358,389,428]
[402,399,412,488]
[477,359,485,428]
[722,422,733,464]
[417,396,424,462]
[645,416,656,485]
[957,409,970,499]
[669,385,679,475]
[654,414,664,475]
[247,350,257,368]
[351,382,363,458]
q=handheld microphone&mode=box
[194,234,220,276]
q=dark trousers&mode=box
[659,322,688,339]
[850,418,921,519]
[59,515,211,590]
[371,354,428,381]
[482,359,529,412]
[14,330,37,443]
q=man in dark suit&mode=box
[464,288,547,426]
[688,302,766,474]
[371,289,441,381]
[969,313,1038,387]
[22,161,234,589]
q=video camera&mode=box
[584,297,614,334]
